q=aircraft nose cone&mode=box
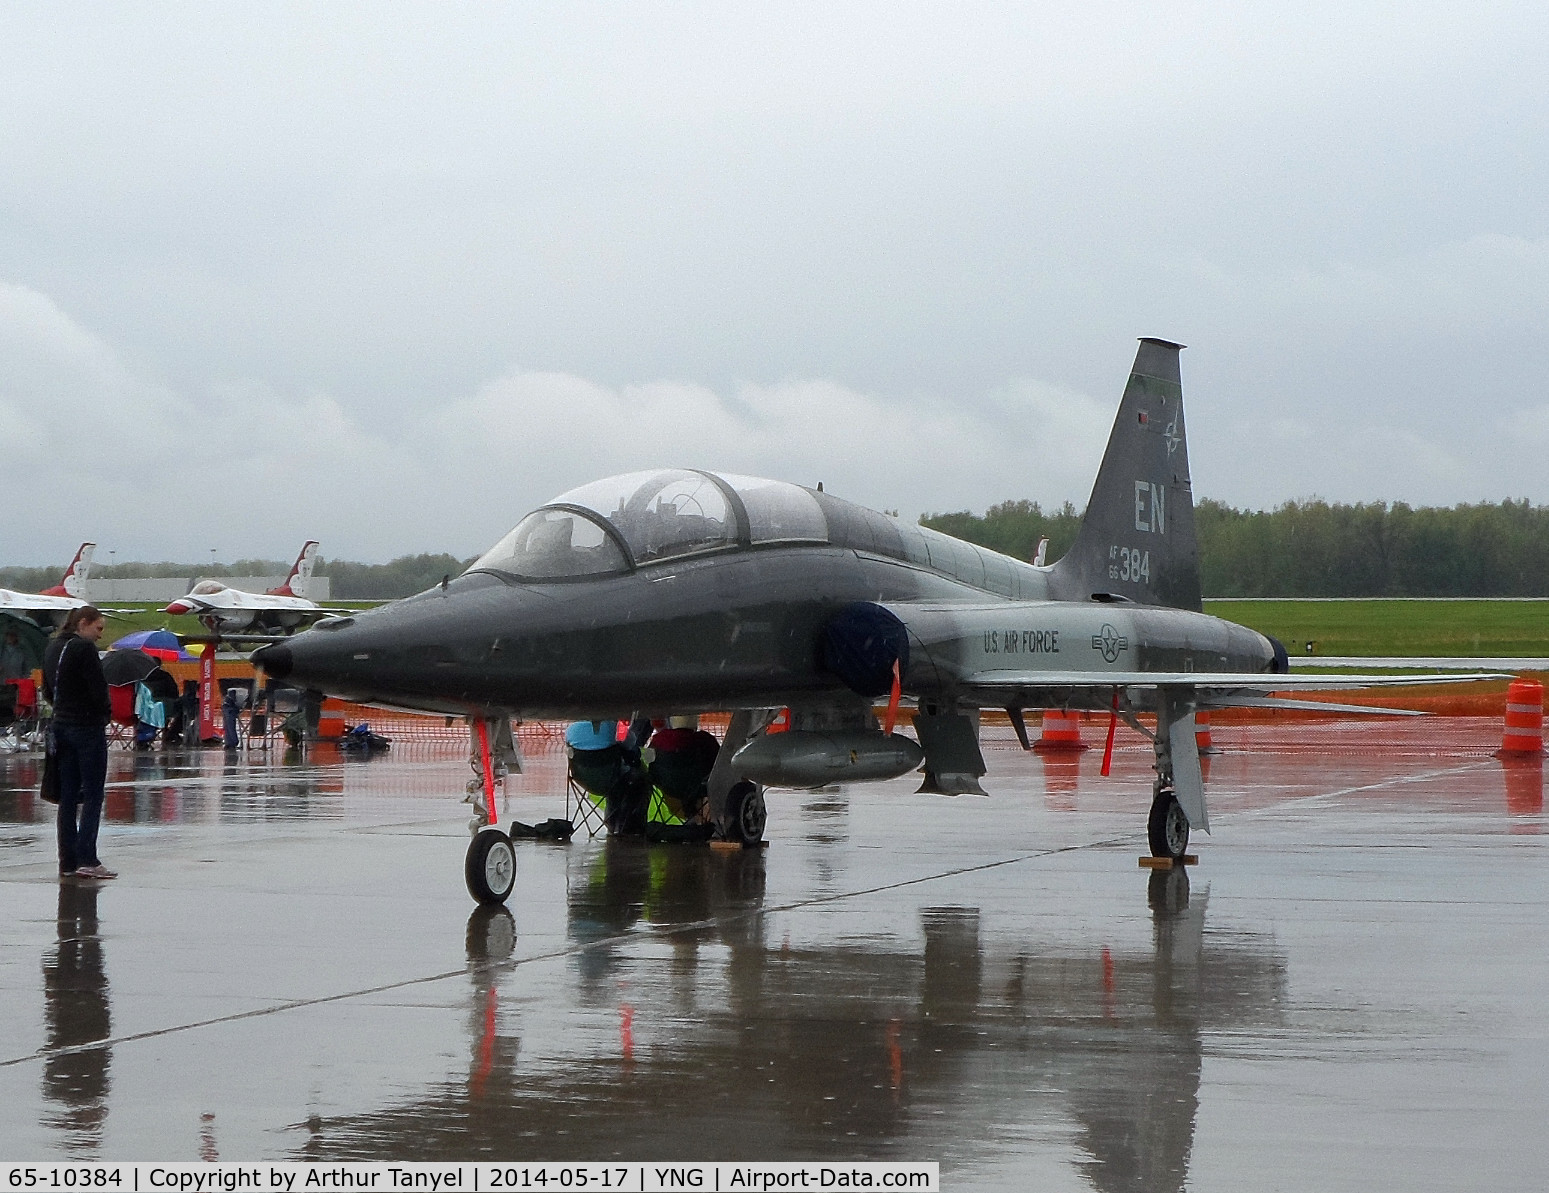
[252,642,292,680]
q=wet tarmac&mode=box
[1,720,1545,1189]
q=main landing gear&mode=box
[723,780,767,847]
[1145,689,1204,863]
[1147,789,1189,861]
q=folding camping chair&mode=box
[247,686,303,749]
[566,768,610,838]
[0,680,40,753]
[107,684,137,748]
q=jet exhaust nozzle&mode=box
[731,729,924,788]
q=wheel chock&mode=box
[1138,854,1199,869]
[710,839,770,852]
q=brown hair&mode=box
[57,605,105,637]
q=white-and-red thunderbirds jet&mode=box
[165,541,332,637]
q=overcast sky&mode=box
[3,3,1547,566]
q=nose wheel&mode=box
[465,829,516,905]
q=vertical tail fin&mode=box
[1048,339,1201,610]
[64,543,94,597]
[45,543,95,599]
[270,541,319,598]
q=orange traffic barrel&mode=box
[317,697,346,740]
[1034,710,1088,751]
[1194,710,1215,754]
[1500,678,1545,755]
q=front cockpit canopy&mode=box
[468,469,829,581]
[470,508,631,580]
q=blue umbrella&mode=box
[111,628,193,661]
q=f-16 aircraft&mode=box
[255,340,1497,905]
[0,543,97,623]
[166,541,328,637]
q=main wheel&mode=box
[724,781,767,847]
[1147,790,1190,860]
[465,829,516,905]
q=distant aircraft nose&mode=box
[165,600,192,615]
[252,642,291,680]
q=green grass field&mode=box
[96,602,366,647]
[1205,599,1549,657]
[83,599,1549,660]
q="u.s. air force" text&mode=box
[982,629,1059,654]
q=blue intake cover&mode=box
[820,602,909,698]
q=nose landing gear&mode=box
[466,829,516,905]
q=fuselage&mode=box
[257,469,1277,718]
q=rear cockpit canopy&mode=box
[468,469,829,581]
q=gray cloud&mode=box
[2,3,1545,563]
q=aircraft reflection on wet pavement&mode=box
[254,340,1498,905]
[297,848,1285,1191]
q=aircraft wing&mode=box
[0,589,83,614]
[957,670,1509,691]
[952,669,1510,715]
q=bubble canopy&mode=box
[468,469,829,580]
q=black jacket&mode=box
[42,635,111,726]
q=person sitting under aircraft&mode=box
[643,716,719,843]
[565,720,650,835]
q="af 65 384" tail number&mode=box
[1108,545,1150,583]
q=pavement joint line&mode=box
[0,834,1132,1069]
[1228,759,1498,818]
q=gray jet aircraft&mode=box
[256,339,1495,905]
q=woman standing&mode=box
[43,606,116,880]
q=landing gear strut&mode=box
[464,716,520,905]
[1146,688,1208,861]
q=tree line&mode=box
[919,497,1549,597]
[6,499,1547,598]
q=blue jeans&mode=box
[55,721,108,872]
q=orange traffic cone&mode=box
[1034,710,1088,751]
[1194,710,1215,755]
[1500,678,1545,756]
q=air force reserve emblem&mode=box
[1092,622,1129,663]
